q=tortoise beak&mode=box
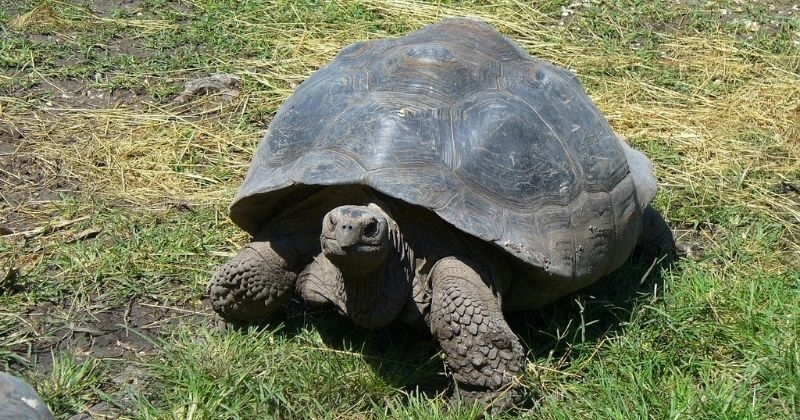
[334,221,363,248]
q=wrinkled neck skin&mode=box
[326,205,415,329]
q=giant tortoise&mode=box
[208,18,670,408]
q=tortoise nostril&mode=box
[363,219,379,237]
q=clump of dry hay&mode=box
[8,4,68,31]
[1,1,797,257]
[610,36,799,228]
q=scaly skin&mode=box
[208,201,670,411]
[430,257,525,409]
[209,201,526,410]
[207,239,301,323]
[296,204,414,329]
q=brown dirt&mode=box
[26,302,159,369]
[1,79,153,236]
[22,80,151,110]
[7,300,203,418]
[22,302,168,367]
[0,128,78,233]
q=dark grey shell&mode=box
[0,372,54,420]
[231,18,656,281]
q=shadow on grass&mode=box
[258,237,678,408]
[280,301,449,397]
[510,247,674,363]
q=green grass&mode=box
[1,0,798,418]
[37,353,110,415]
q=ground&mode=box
[1,1,798,419]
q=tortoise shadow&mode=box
[509,206,678,362]
[279,301,449,396]
[268,241,677,405]
[508,247,674,365]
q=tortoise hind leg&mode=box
[429,257,525,410]
[207,237,306,325]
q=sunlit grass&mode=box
[1,0,798,418]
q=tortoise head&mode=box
[321,203,391,273]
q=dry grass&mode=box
[611,36,800,237]
[3,1,797,253]
[2,98,254,205]
[8,4,72,31]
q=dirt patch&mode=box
[20,301,198,368]
[0,143,74,206]
[82,0,147,18]
[0,76,153,235]
[6,300,204,419]
[0,130,78,233]
[16,78,152,110]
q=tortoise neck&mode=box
[333,223,415,329]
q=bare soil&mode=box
[21,302,171,368]
[10,300,202,419]
[0,131,77,232]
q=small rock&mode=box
[744,20,760,32]
[0,372,55,420]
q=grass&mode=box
[1,0,798,418]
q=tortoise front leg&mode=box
[430,257,525,410]
[207,237,305,325]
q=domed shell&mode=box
[231,18,656,281]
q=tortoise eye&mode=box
[363,219,379,237]
[327,214,337,230]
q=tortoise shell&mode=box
[230,18,655,281]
